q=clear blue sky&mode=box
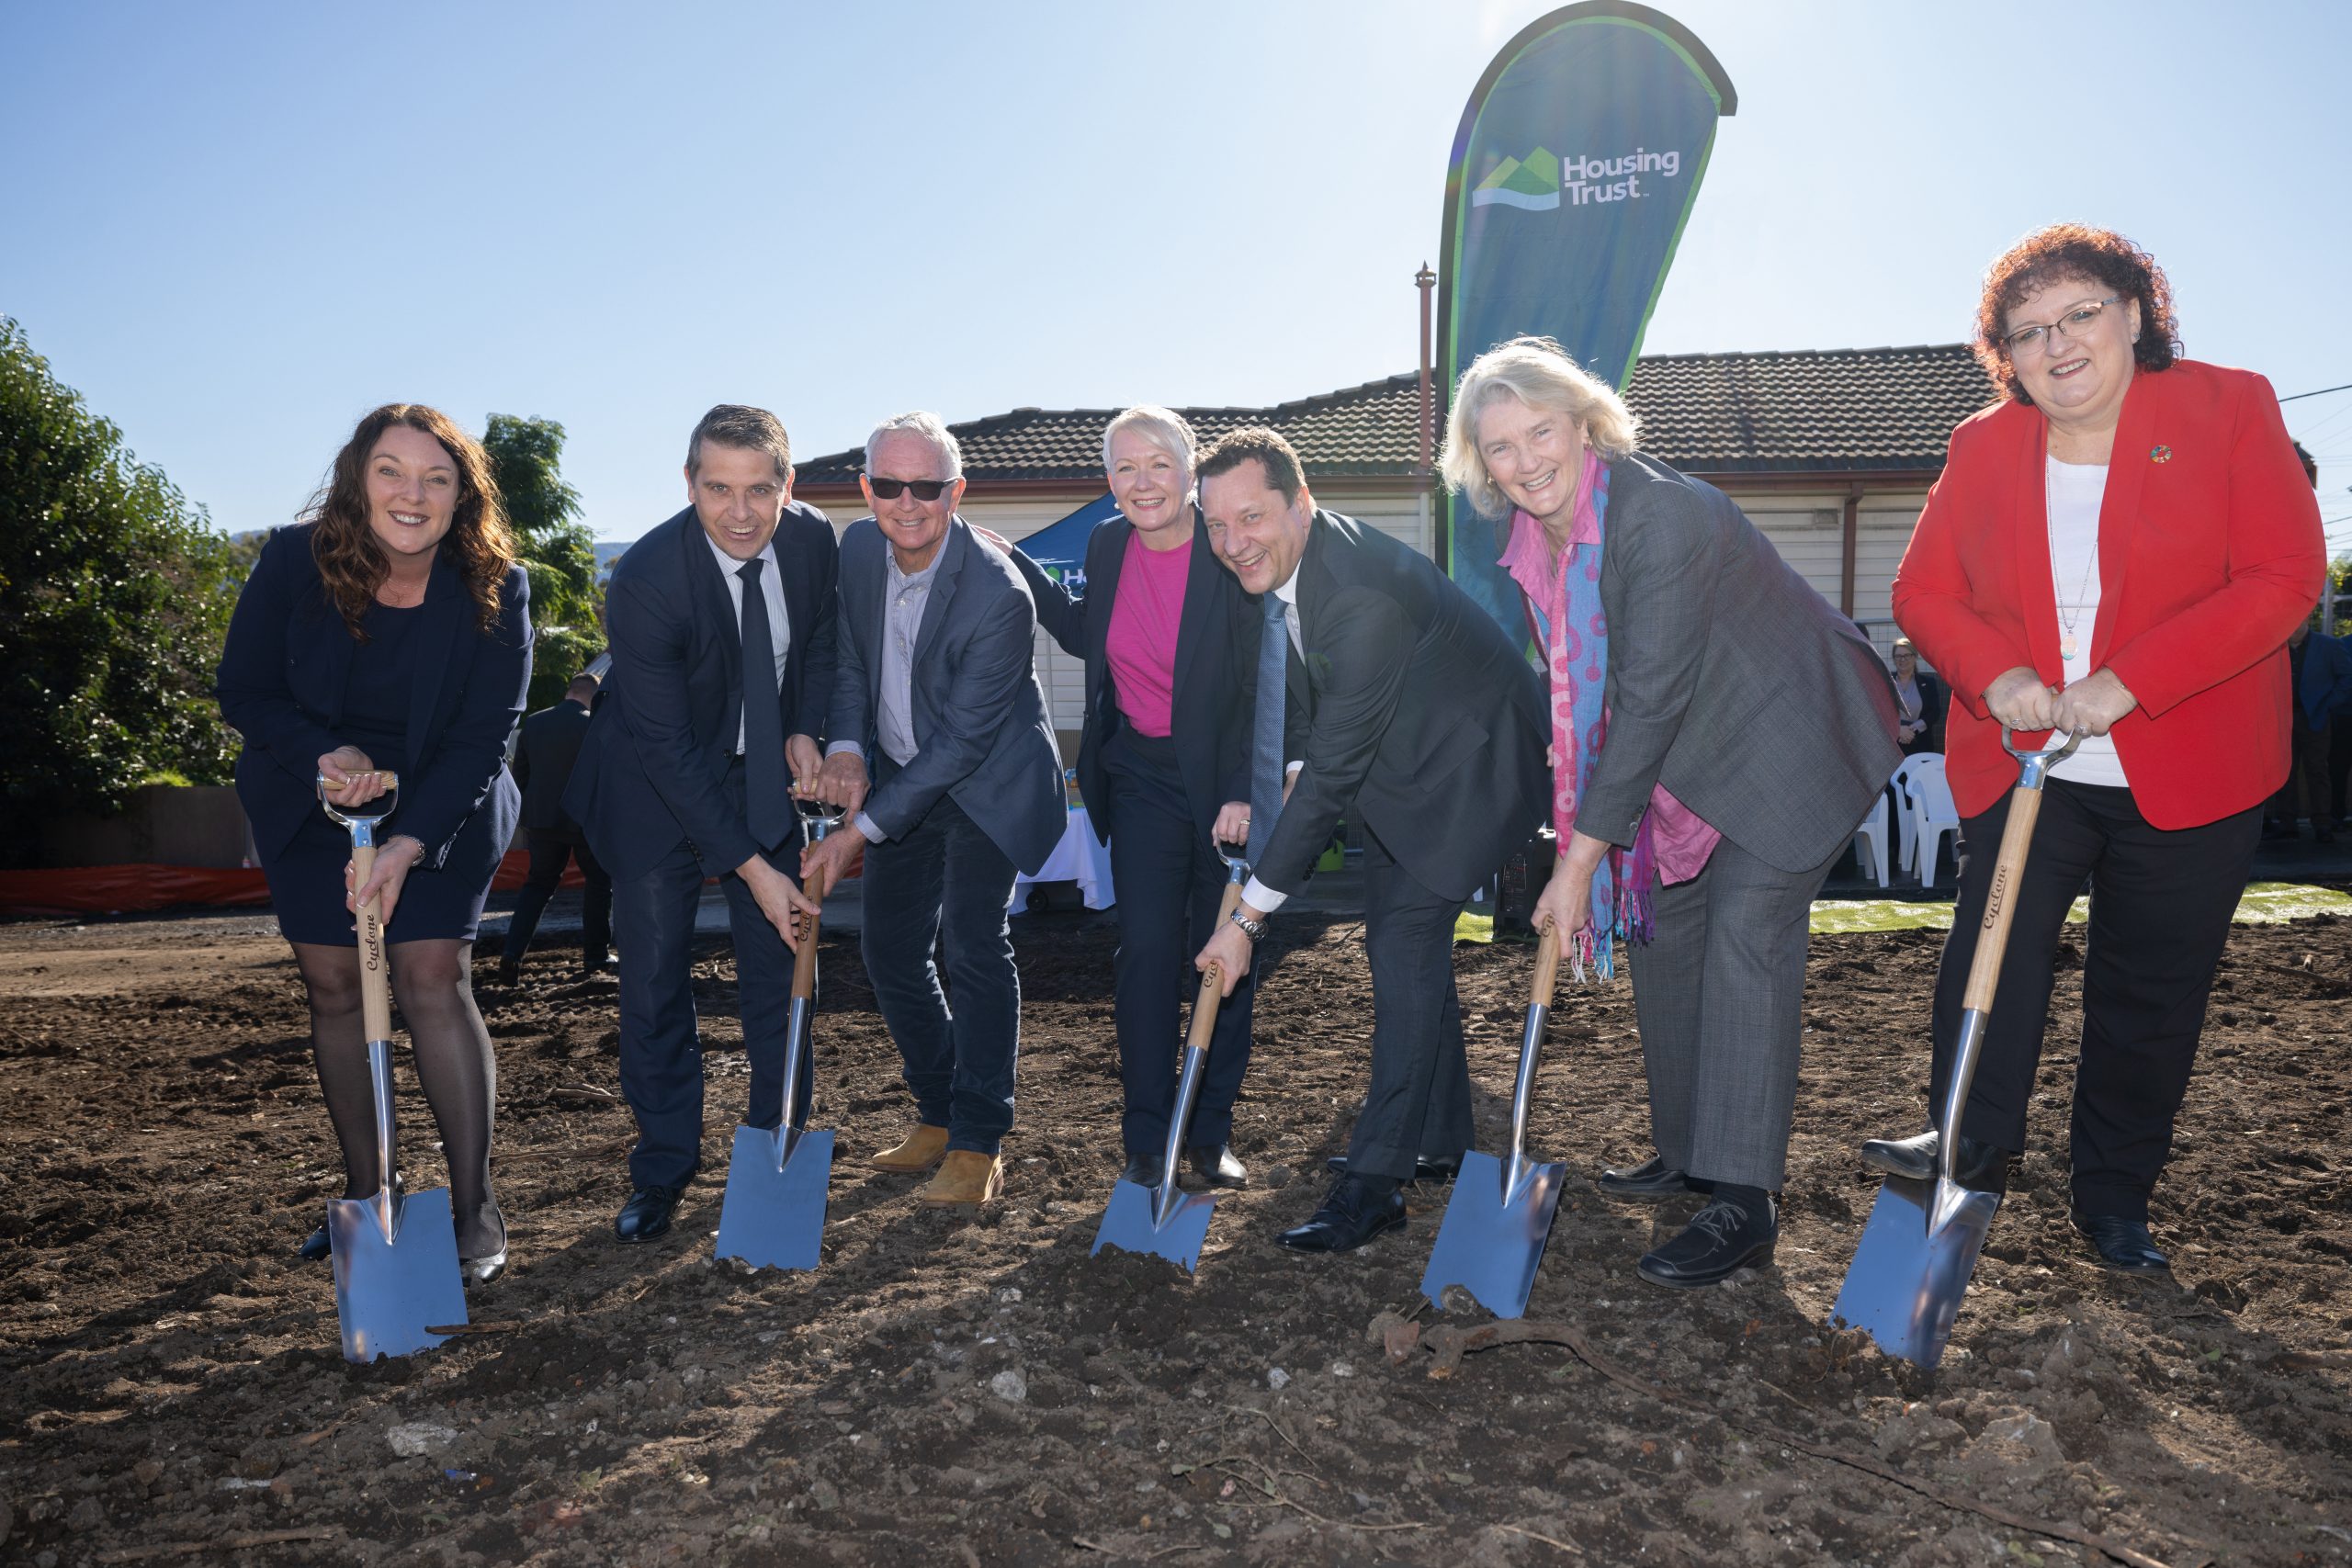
[5,0,2347,553]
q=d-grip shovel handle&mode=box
[1188,880,1249,1048]
[791,867,827,1001]
[1528,922,1560,1010]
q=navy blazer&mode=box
[1256,511,1550,904]
[830,516,1065,876]
[565,502,839,881]
[511,697,593,834]
[215,523,532,869]
[1012,512,1256,844]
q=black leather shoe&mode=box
[1858,1129,2009,1190]
[1187,1144,1250,1189]
[2074,1213,2169,1274]
[1597,1155,1696,1201]
[297,1224,331,1264]
[1324,1153,1459,1184]
[1276,1175,1408,1253]
[495,961,522,987]
[1637,1192,1777,1289]
[1118,1153,1165,1188]
[615,1184,683,1244]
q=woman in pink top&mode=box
[1443,336,1901,1291]
[1009,407,1263,1190]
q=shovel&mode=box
[715,798,845,1271]
[1419,924,1566,1318]
[1091,847,1250,1270]
[317,773,469,1362]
[1830,727,2081,1368]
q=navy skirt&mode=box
[261,798,507,946]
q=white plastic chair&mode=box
[1849,789,1892,888]
[1894,753,1960,886]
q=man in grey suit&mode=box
[1447,333,1901,1288]
[804,412,1066,1209]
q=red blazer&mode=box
[1894,360,2324,829]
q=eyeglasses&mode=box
[2000,297,2122,355]
[866,476,954,501]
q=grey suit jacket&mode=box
[1575,454,1900,873]
[829,516,1066,876]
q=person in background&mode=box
[1891,637,1946,756]
[2274,618,2350,843]
[1865,224,2324,1273]
[1008,406,1261,1191]
[499,671,614,983]
[1442,336,1899,1289]
[216,403,532,1286]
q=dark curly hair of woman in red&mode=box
[1973,224,2181,405]
[304,404,516,639]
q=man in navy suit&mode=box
[802,412,1065,1208]
[564,405,837,1245]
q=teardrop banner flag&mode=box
[1438,2,1736,630]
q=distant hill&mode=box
[594,539,631,579]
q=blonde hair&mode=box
[1441,335,1639,519]
[1101,404,1197,477]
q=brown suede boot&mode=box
[869,1123,950,1174]
[917,1149,1003,1207]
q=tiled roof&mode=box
[793,344,1999,485]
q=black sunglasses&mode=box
[866,476,954,501]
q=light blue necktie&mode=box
[1246,593,1287,866]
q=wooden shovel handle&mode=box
[790,867,827,1002]
[1187,881,1249,1049]
[1958,784,2046,1015]
[352,841,393,1042]
[1529,923,1560,1010]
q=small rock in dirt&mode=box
[1265,1165,1294,1189]
[989,1370,1028,1404]
[130,1460,164,1486]
[1329,1360,1354,1379]
[1266,1367,1291,1391]
[66,1497,103,1531]
[387,1421,460,1458]
[1981,1412,2064,1461]
[808,1478,840,1512]
[995,1287,1022,1303]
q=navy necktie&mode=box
[1246,593,1288,866]
[737,558,788,852]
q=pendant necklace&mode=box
[2044,462,2099,663]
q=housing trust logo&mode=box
[1471,145,1685,209]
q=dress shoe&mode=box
[1638,1190,1777,1288]
[495,960,522,987]
[1597,1154,1697,1201]
[870,1123,950,1174]
[1187,1144,1250,1189]
[1858,1129,2009,1190]
[614,1184,683,1244]
[1276,1175,1408,1253]
[2074,1213,2169,1274]
[460,1212,509,1286]
[297,1224,332,1264]
[1118,1152,1166,1189]
[1324,1153,1458,1184]
[918,1149,1003,1207]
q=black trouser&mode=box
[2270,724,2334,827]
[502,829,613,968]
[1101,727,1256,1158]
[1928,778,2258,1222]
[1344,820,1474,1181]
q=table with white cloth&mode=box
[1009,807,1115,910]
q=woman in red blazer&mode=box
[1862,225,2324,1273]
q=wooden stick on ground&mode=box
[92,1527,341,1563]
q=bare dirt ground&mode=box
[3,904,2348,1567]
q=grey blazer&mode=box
[829,516,1066,876]
[1574,454,1901,873]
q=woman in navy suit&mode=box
[1009,406,1261,1189]
[217,404,533,1283]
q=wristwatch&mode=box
[1228,908,1269,942]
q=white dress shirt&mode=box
[706,532,791,754]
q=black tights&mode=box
[290,937,503,1257]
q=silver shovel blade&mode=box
[326,1186,467,1362]
[715,1123,834,1272]
[1830,1175,2002,1368]
[1091,1178,1219,1272]
[1419,1149,1566,1319]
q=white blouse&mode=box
[2043,457,2127,788]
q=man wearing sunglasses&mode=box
[804,412,1065,1208]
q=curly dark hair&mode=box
[303,404,516,639]
[1973,224,2180,403]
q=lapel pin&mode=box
[2149,445,2172,463]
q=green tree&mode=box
[482,413,604,711]
[0,316,241,863]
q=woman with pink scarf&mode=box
[1442,337,1901,1290]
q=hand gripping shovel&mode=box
[317,773,469,1362]
[1420,924,1567,1318]
[716,798,845,1271]
[1091,847,1250,1270]
[1831,727,2081,1368]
